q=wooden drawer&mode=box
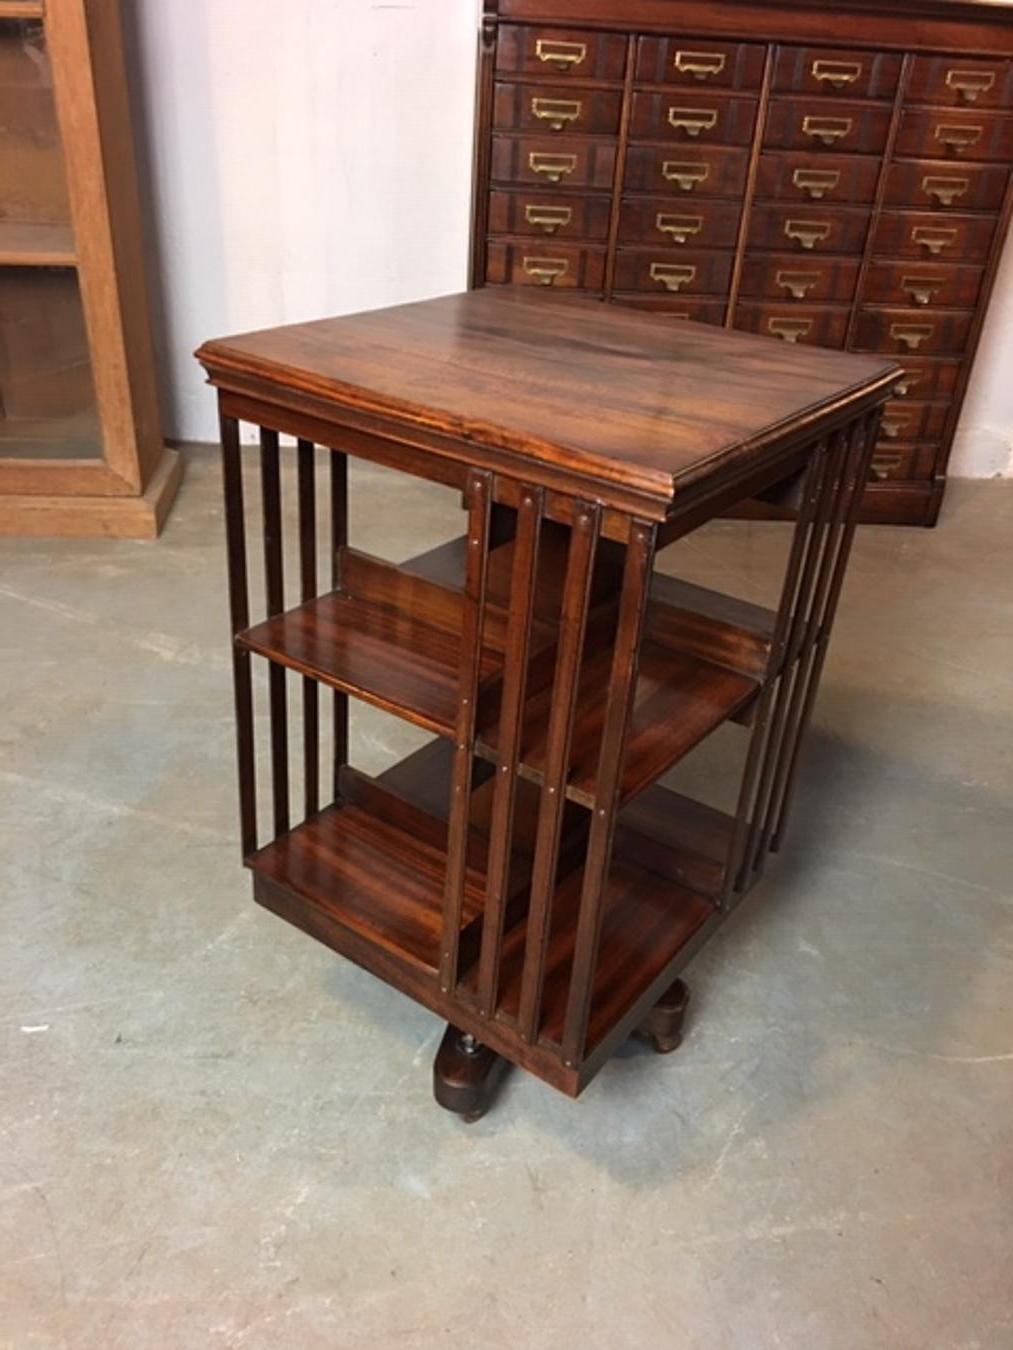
[755,152,881,203]
[894,108,1013,163]
[747,203,871,255]
[906,56,1013,111]
[868,445,938,481]
[889,357,961,401]
[485,240,606,291]
[773,46,902,102]
[490,135,617,190]
[862,260,985,309]
[611,295,727,324]
[878,399,950,443]
[884,160,1009,211]
[739,254,860,303]
[634,38,766,91]
[629,91,758,146]
[618,196,741,248]
[488,189,612,241]
[734,303,850,347]
[612,248,734,296]
[495,26,628,83]
[854,306,974,354]
[764,99,892,155]
[493,82,623,136]
[871,210,998,263]
[623,144,748,197]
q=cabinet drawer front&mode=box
[612,294,727,325]
[619,196,741,248]
[734,302,850,347]
[878,399,950,444]
[907,56,1013,111]
[490,135,617,190]
[854,306,974,354]
[755,152,881,203]
[862,260,985,309]
[488,189,612,241]
[888,357,961,401]
[739,254,860,303]
[894,108,1013,163]
[868,445,938,481]
[613,248,734,295]
[635,37,765,90]
[496,26,628,83]
[629,91,758,146]
[493,83,623,136]
[624,144,749,197]
[764,99,892,154]
[773,46,902,102]
[485,240,606,291]
[748,203,870,254]
[884,160,1009,211]
[871,210,997,262]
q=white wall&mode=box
[129,1,1012,475]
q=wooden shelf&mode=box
[0,222,76,267]
[0,411,101,460]
[0,2,45,18]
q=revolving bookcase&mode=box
[197,289,896,1119]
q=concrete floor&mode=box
[2,452,1011,1349]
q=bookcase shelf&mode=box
[0,222,75,266]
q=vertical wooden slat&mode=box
[477,485,543,1017]
[439,469,492,993]
[330,450,349,799]
[220,410,257,856]
[770,410,881,849]
[297,439,319,818]
[561,520,656,1067]
[724,44,775,327]
[517,502,600,1044]
[260,427,289,837]
[722,440,829,906]
[602,36,637,301]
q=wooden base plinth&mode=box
[0,447,183,538]
[636,977,691,1055]
[433,1025,510,1122]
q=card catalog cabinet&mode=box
[471,0,1013,525]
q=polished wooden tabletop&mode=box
[198,289,898,506]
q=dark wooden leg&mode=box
[637,978,691,1055]
[433,1026,509,1122]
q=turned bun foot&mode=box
[637,978,691,1055]
[433,1025,509,1121]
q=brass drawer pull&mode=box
[792,168,841,200]
[946,69,996,104]
[656,212,703,243]
[922,175,968,206]
[662,161,710,191]
[890,322,934,351]
[531,97,582,131]
[811,59,862,89]
[535,38,587,71]
[768,317,813,343]
[674,50,727,80]
[524,204,573,234]
[650,262,697,292]
[522,256,569,285]
[785,218,832,250]
[880,415,911,440]
[911,226,958,255]
[935,122,983,153]
[802,115,853,147]
[668,107,719,137]
[902,275,943,306]
[895,370,923,397]
[871,452,903,479]
[529,152,577,183]
[776,269,820,299]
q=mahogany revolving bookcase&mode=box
[197,289,897,1121]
